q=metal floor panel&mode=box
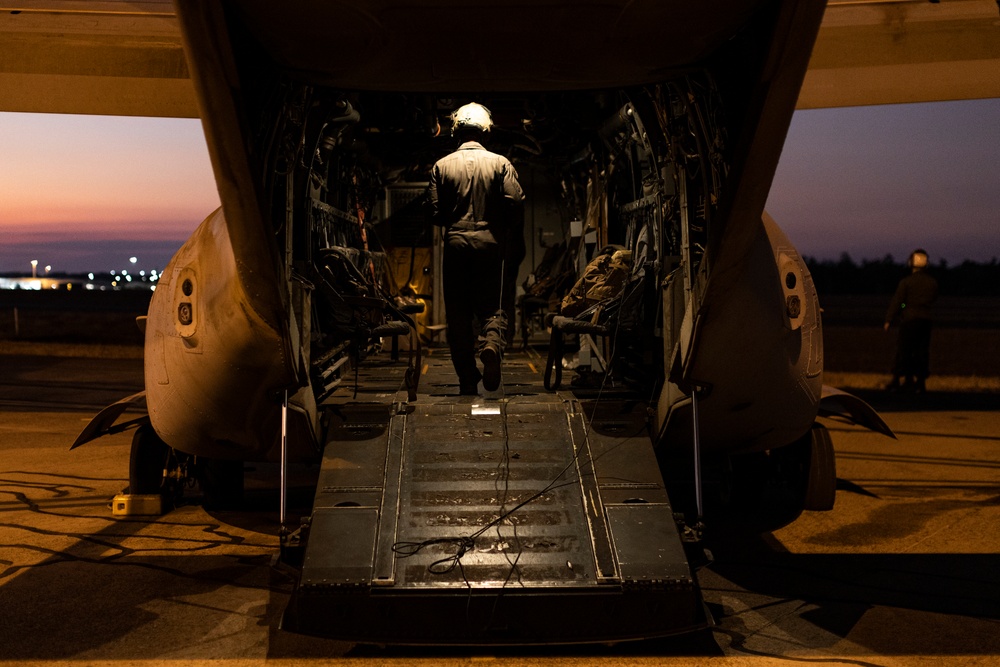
[287,346,706,643]
[393,399,599,588]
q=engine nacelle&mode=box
[657,211,823,455]
[144,207,319,462]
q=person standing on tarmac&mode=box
[427,102,525,395]
[884,248,939,393]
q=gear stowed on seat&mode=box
[544,246,636,390]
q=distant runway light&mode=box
[130,257,138,264]
[88,273,94,280]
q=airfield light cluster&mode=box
[1,256,162,291]
[105,261,160,291]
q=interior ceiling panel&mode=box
[230,0,765,91]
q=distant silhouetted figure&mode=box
[884,249,939,393]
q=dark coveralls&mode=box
[427,140,525,392]
[885,269,939,389]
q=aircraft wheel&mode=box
[801,423,836,511]
[129,424,169,495]
[717,445,807,535]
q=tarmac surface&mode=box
[0,350,998,666]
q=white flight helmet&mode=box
[451,102,493,136]
[909,249,929,269]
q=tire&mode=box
[802,423,837,511]
[129,424,169,495]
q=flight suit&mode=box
[427,140,524,393]
[885,269,939,390]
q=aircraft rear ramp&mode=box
[284,349,706,644]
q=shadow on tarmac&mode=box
[2,501,998,661]
[700,533,1000,657]
[838,387,1000,414]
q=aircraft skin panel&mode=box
[664,213,823,455]
[144,207,311,462]
[693,0,826,359]
[802,59,1000,108]
[0,72,197,117]
[801,0,1000,107]
[228,0,765,92]
[1,0,998,118]
[0,0,198,117]
[171,0,291,336]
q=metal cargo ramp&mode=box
[284,349,706,644]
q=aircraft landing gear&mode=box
[685,421,837,536]
[800,422,836,511]
[199,459,245,510]
[112,424,171,516]
[128,423,169,495]
[734,422,837,532]
[125,423,246,511]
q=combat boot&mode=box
[480,343,502,392]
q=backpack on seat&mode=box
[559,246,633,318]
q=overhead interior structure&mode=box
[2,0,998,118]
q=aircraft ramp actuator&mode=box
[283,351,706,644]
